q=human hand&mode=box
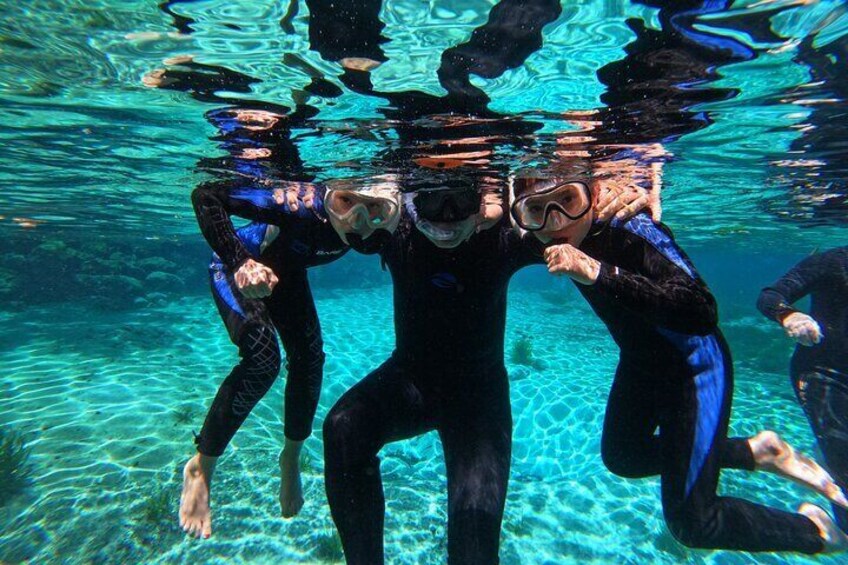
[782,312,823,346]
[593,159,663,223]
[476,184,504,233]
[592,143,667,222]
[543,243,601,285]
[234,259,278,299]
[340,57,382,72]
[273,182,316,212]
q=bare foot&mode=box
[279,441,304,518]
[179,453,217,538]
[799,503,848,553]
[750,431,848,508]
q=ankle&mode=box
[191,452,218,477]
[281,439,304,461]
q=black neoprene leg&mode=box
[441,367,512,565]
[323,358,434,565]
[267,269,325,442]
[601,363,754,478]
[600,364,662,478]
[196,269,282,457]
[658,351,823,553]
[794,369,848,533]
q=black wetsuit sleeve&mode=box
[191,182,316,269]
[757,252,832,323]
[591,235,718,335]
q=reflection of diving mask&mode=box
[412,188,481,223]
[325,189,401,229]
[511,181,591,231]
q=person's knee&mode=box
[322,400,374,467]
[663,507,720,549]
[287,349,325,376]
[601,440,645,478]
[449,457,509,517]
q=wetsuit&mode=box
[322,218,538,564]
[757,246,848,532]
[571,214,823,553]
[192,184,346,456]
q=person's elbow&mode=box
[755,287,781,319]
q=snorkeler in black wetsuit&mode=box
[514,171,848,554]
[321,187,539,565]
[758,246,848,534]
[181,172,401,538]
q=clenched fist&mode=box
[235,259,279,299]
[543,244,601,285]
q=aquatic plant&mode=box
[313,530,344,562]
[137,485,173,527]
[172,404,198,426]
[300,450,315,475]
[510,333,535,367]
[0,428,34,506]
[132,481,184,551]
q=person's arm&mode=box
[545,222,717,335]
[191,181,323,269]
[757,252,829,346]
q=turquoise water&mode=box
[2,0,847,563]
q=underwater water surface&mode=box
[1,0,847,563]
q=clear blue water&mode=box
[1,1,847,563]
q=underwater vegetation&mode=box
[172,403,199,426]
[511,332,539,368]
[0,428,34,506]
[300,449,316,476]
[132,480,184,551]
[313,530,344,562]
[137,485,173,527]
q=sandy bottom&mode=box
[0,285,838,564]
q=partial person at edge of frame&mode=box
[758,246,848,536]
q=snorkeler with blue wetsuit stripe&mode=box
[514,166,848,554]
[180,171,402,539]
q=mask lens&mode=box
[328,190,398,227]
[513,181,590,231]
[414,189,479,222]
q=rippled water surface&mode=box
[1,0,847,563]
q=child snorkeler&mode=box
[181,176,401,539]
[510,166,848,554]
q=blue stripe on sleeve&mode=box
[610,214,697,279]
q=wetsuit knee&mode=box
[601,439,652,479]
[664,507,722,549]
[323,400,380,469]
[286,350,326,376]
